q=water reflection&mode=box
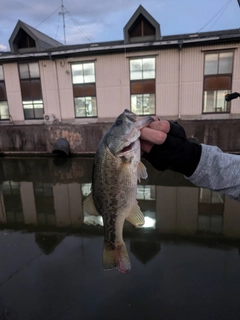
[1,158,240,320]
[0,157,240,252]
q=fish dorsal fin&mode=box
[83,192,100,216]
[126,204,145,227]
[138,161,148,182]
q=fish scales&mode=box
[94,144,140,248]
[83,109,154,273]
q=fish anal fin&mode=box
[138,161,148,182]
[126,204,145,227]
[103,242,131,274]
[83,192,99,216]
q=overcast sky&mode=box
[0,0,239,51]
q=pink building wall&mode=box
[2,42,240,124]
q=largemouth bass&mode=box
[83,109,154,273]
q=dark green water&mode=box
[0,157,240,320]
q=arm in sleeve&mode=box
[186,144,240,201]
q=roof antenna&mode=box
[59,0,67,45]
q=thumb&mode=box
[140,139,154,153]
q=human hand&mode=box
[140,119,202,177]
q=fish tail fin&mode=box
[103,242,131,274]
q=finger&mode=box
[148,120,170,133]
[169,121,186,138]
[140,139,154,153]
[140,127,167,145]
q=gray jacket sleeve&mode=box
[186,144,240,201]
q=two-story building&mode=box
[1,5,240,153]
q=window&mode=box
[71,63,97,118]
[2,181,24,224]
[0,65,9,120]
[81,183,92,197]
[130,57,155,115]
[203,52,233,113]
[137,185,155,200]
[19,62,44,119]
[33,182,56,226]
[198,188,224,234]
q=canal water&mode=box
[0,157,240,320]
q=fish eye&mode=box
[115,119,123,126]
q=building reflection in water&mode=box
[198,188,224,235]
[1,181,240,237]
[1,178,240,262]
[2,181,24,224]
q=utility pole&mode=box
[59,0,67,45]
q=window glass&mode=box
[130,59,142,72]
[75,97,86,117]
[130,58,155,80]
[0,65,4,80]
[137,185,155,200]
[75,96,97,117]
[34,107,44,118]
[72,63,95,84]
[130,59,142,80]
[142,58,155,79]
[131,94,155,115]
[204,54,218,75]
[29,63,40,78]
[203,90,230,113]
[219,52,233,74]
[3,181,21,195]
[20,80,31,99]
[72,64,84,84]
[23,101,34,109]
[0,101,9,120]
[83,63,95,83]
[23,108,34,119]
[0,82,7,100]
[33,100,44,109]
[33,182,55,225]
[31,80,42,99]
[82,183,92,197]
[199,188,224,203]
[23,100,43,118]
[19,64,29,79]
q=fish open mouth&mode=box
[120,142,135,153]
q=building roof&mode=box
[1,5,240,63]
[9,20,62,53]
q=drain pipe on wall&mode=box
[178,40,183,120]
[55,60,62,123]
[48,52,62,123]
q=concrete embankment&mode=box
[0,119,240,155]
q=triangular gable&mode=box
[9,20,63,53]
[123,5,161,44]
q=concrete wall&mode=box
[0,119,240,155]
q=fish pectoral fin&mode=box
[126,204,145,227]
[137,161,148,182]
[103,242,131,274]
[83,192,100,216]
